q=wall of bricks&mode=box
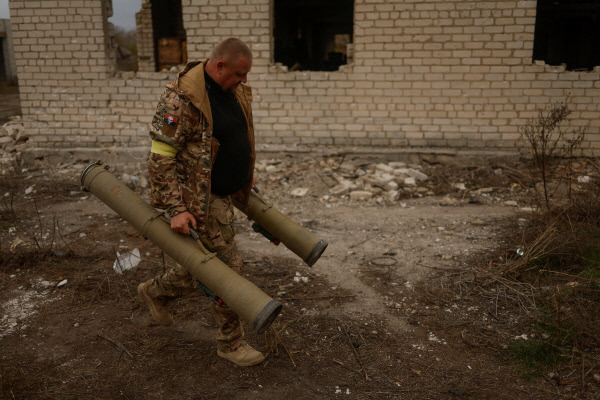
[135,1,154,73]
[9,0,600,155]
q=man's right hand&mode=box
[171,211,197,235]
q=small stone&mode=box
[440,196,458,205]
[393,168,409,176]
[404,177,416,186]
[386,190,400,202]
[290,187,309,197]
[350,191,373,201]
[375,163,394,173]
[386,181,399,190]
[339,162,356,172]
[330,183,351,196]
[407,168,428,181]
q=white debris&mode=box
[375,163,394,173]
[428,332,447,345]
[112,248,141,274]
[334,386,351,395]
[514,334,528,340]
[578,175,590,183]
[290,187,309,197]
[0,278,60,338]
[403,177,416,186]
[386,181,399,191]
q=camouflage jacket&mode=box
[148,60,256,228]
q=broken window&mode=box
[151,0,187,72]
[109,0,140,71]
[533,0,600,71]
[273,0,354,71]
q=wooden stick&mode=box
[340,323,369,380]
[97,334,134,359]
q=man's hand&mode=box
[171,211,197,235]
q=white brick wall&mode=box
[9,0,600,154]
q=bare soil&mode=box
[0,90,598,399]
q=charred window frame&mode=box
[533,0,600,71]
[273,0,354,72]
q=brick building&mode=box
[8,0,600,157]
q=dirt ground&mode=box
[0,90,598,399]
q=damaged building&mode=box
[7,0,600,158]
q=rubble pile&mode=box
[256,158,433,204]
[326,160,430,203]
[0,117,27,169]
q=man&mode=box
[137,38,264,367]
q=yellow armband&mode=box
[151,140,178,158]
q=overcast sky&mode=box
[0,0,141,31]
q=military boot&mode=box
[137,280,173,326]
[217,342,265,367]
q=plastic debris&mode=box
[112,248,141,274]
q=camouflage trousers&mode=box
[147,194,245,352]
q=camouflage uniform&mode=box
[145,60,255,352]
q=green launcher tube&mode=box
[234,191,328,267]
[80,162,281,334]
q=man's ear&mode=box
[216,60,226,72]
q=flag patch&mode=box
[164,114,178,127]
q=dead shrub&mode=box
[521,93,586,210]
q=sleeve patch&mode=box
[164,114,178,127]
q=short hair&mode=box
[210,38,253,65]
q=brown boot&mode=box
[137,280,173,326]
[217,342,265,367]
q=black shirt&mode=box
[204,71,251,195]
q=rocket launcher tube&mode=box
[234,190,328,267]
[81,162,281,334]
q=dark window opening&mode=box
[152,0,187,72]
[533,0,600,71]
[273,0,353,71]
[0,39,6,84]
